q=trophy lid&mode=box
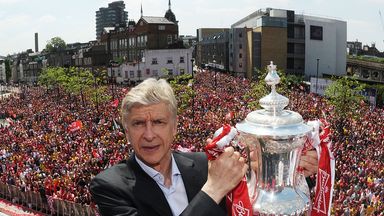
[236,61,311,137]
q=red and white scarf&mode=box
[205,124,253,216]
[306,119,335,216]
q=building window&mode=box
[180,69,185,75]
[125,71,128,79]
[239,32,242,38]
[180,56,185,63]
[167,57,173,64]
[158,25,165,30]
[168,69,173,76]
[239,44,242,49]
[239,53,242,58]
[310,25,323,40]
[130,71,134,78]
[239,63,242,68]
[152,58,158,64]
[167,35,172,44]
[146,68,150,75]
[153,70,158,76]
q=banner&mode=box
[68,120,83,132]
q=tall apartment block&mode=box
[96,1,128,39]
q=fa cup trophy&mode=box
[235,62,312,215]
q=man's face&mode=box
[125,102,177,170]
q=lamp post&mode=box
[191,58,195,121]
[213,59,217,89]
[316,58,319,94]
[109,60,117,99]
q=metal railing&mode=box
[0,182,99,216]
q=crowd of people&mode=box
[0,69,383,214]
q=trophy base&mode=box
[252,186,310,216]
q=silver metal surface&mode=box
[235,62,311,215]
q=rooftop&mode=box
[141,16,175,24]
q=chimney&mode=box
[35,33,39,52]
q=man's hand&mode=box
[299,150,318,177]
[202,147,248,204]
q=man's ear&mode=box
[173,116,178,136]
[125,129,130,141]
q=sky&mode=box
[1,0,384,56]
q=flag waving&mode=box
[111,99,119,108]
[68,120,83,132]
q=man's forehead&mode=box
[129,103,169,117]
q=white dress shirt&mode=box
[136,155,189,216]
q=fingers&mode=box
[206,138,212,145]
[299,150,318,177]
[203,147,248,203]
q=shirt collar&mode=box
[135,153,181,179]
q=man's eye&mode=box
[153,120,165,125]
[132,121,144,126]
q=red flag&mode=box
[68,120,82,132]
[111,99,119,108]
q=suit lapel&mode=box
[173,153,206,202]
[127,155,173,216]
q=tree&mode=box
[45,37,66,52]
[325,76,366,120]
[62,67,94,106]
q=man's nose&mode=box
[143,122,155,140]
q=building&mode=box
[347,40,362,55]
[0,59,5,83]
[110,48,193,83]
[179,35,197,48]
[100,1,180,64]
[196,28,229,69]
[197,8,347,80]
[197,30,229,73]
[96,1,128,39]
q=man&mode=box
[90,78,248,216]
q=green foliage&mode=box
[325,76,366,118]
[169,74,194,114]
[45,37,66,52]
[348,55,384,63]
[62,67,94,95]
[38,67,67,89]
[161,68,169,77]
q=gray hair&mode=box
[121,78,177,129]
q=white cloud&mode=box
[38,15,56,23]
[0,0,25,5]
[0,14,30,29]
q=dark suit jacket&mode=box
[90,151,227,216]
